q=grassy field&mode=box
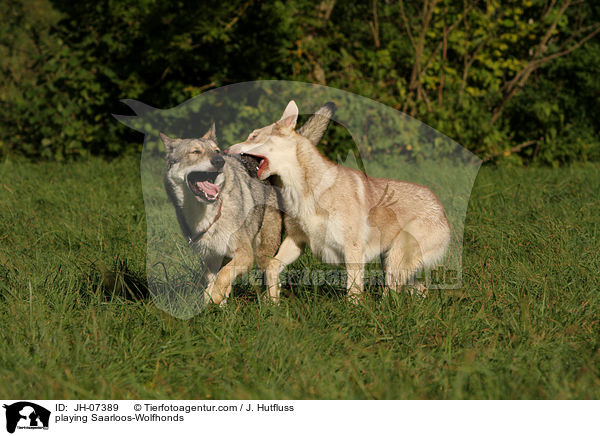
[0,157,599,399]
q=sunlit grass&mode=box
[0,157,598,399]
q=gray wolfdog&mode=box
[160,125,282,305]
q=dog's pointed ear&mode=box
[159,133,177,154]
[278,100,298,129]
[202,123,217,142]
[297,102,335,145]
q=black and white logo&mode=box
[3,402,50,434]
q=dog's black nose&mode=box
[210,154,225,168]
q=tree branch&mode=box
[490,20,599,126]
[437,20,448,105]
[398,0,416,49]
[488,0,600,125]
[482,138,541,162]
[458,36,488,105]
[419,2,474,80]
[501,0,570,96]
[369,0,380,49]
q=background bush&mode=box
[0,0,598,164]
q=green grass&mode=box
[0,157,599,399]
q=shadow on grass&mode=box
[92,255,459,310]
[96,258,149,301]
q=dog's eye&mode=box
[192,150,202,154]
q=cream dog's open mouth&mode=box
[241,153,269,178]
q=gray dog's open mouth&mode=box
[186,171,220,202]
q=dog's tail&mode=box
[297,102,335,145]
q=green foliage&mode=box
[506,37,600,165]
[0,0,599,163]
[289,0,600,164]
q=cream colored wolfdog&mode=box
[227,101,451,302]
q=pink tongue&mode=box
[197,181,219,197]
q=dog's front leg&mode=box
[265,236,305,303]
[345,243,365,304]
[208,242,254,306]
[203,256,222,285]
[202,256,222,305]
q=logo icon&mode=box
[3,402,50,434]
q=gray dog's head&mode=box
[160,124,226,205]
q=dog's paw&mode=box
[409,283,428,298]
[203,286,215,305]
[346,291,365,305]
[204,282,229,306]
[260,293,281,306]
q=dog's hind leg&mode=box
[345,242,365,304]
[255,205,284,301]
[382,230,425,297]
